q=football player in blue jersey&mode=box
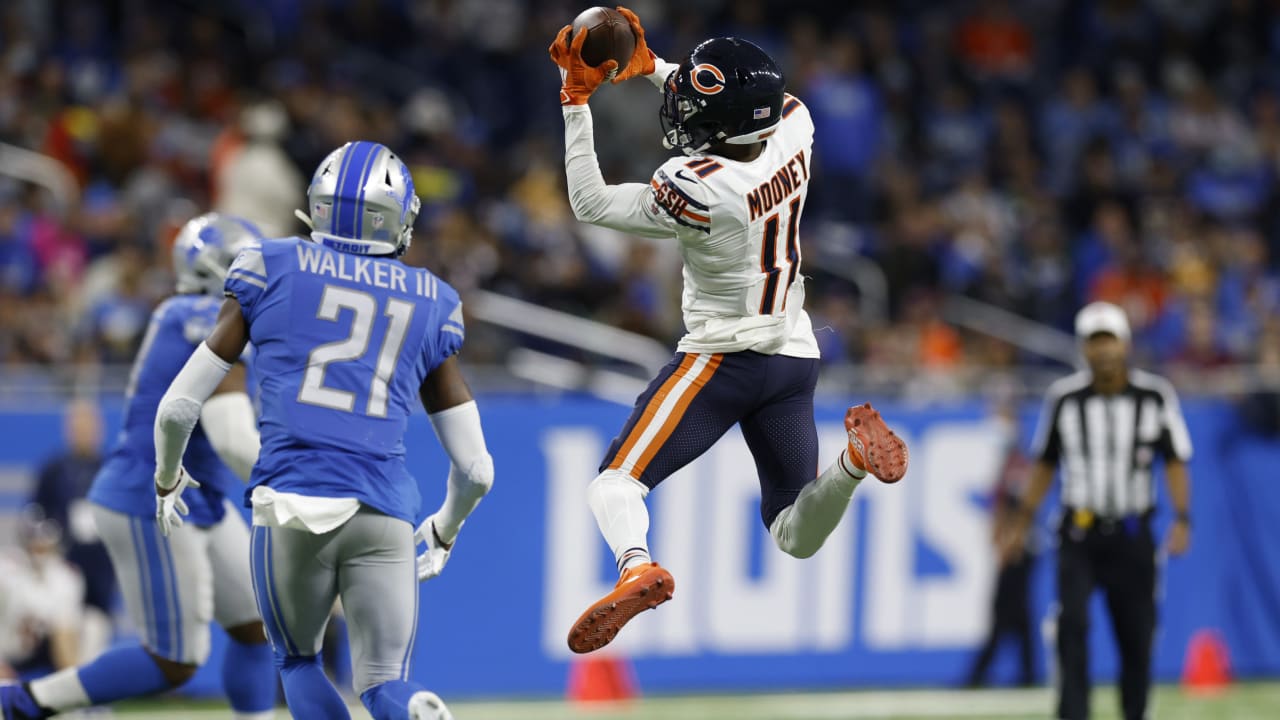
[0,213,277,720]
[149,141,493,720]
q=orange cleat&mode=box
[845,402,909,483]
[567,562,674,654]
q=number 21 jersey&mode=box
[224,238,464,524]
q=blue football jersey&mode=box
[89,295,245,525]
[224,238,464,524]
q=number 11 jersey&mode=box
[564,92,819,358]
[224,238,464,524]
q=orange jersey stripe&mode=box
[607,354,699,471]
[681,208,710,223]
[629,354,723,477]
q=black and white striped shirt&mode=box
[1031,369,1193,517]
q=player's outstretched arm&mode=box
[414,356,494,581]
[153,298,251,533]
[550,16,682,237]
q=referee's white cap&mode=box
[1075,301,1131,341]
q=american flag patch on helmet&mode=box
[753,107,771,119]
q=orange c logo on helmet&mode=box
[690,64,726,95]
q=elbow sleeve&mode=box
[155,397,203,487]
[451,452,494,500]
[154,342,232,488]
[428,401,494,541]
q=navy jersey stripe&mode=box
[655,170,709,211]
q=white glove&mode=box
[155,468,200,536]
[414,514,453,582]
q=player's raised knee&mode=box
[768,507,822,559]
[586,470,649,503]
[772,533,821,559]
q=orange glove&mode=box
[549,26,619,106]
[612,6,657,84]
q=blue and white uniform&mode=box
[2,214,277,720]
[225,235,463,705]
[88,295,261,665]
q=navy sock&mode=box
[77,644,173,704]
[277,654,349,719]
[223,639,277,713]
[361,679,425,720]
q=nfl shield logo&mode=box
[753,107,771,119]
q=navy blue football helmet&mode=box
[659,37,786,155]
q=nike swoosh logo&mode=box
[674,170,696,183]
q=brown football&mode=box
[569,6,636,71]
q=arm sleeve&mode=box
[563,105,690,237]
[643,57,680,91]
[154,342,232,489]
[223,245,267,321]
[200,391,260,481]
[428,400,494,543]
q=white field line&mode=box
[94,688,1056,720]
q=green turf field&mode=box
[102,683,1280,719]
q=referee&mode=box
[1003,302,1192,720]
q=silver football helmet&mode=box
[172,213,265,295]
[304,141,421,257]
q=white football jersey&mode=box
[563,72,820,358]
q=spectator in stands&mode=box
[0,0,1278,389]
[0,183,41,297]
[954,0,1034,86]
[1040,68,1116,193]
[806,32,882,221]
[213,100,304,238]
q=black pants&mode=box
[1056,514,1157,720]
[967,551,1035,687]
[599,351,820,528]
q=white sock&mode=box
[233,712,276,720]
[587,471,652,574]
[769,450,864,559]
[29,667,90,711]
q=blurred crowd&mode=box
[3,0,1280,405]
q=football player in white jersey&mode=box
[550,8,910,653]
